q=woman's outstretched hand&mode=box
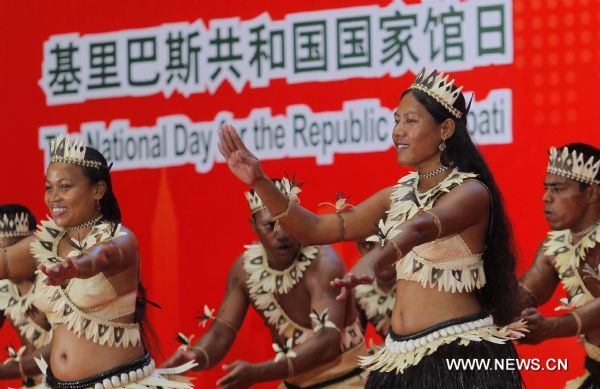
[330,273,374,301]
[38,258,79,286]
[218,124,265,185]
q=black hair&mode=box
[556,143,600,191]
[401,87,519,325]
[80,147,121,224]
[135,281,161,356]
[79,147,159,353]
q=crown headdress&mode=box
[0,212,31,238]
[410,67,463,118]
[245,177,302,214]
[50,134,102,169]
[547,146,600,185]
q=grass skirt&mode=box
[363,312,524,389]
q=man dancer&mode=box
[519,144,600,388]
[164,179,366,388]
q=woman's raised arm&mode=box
[219,124,393,245]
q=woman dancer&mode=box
[218,68,525,388]
[0,135,195,388]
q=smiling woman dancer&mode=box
[218,68,526,388]
[0,135,195,388]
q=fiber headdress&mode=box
[547,146,600,185]
[410,67,464,119]
[50,134,101,169]
[0,212,30,238]
[245,177,302,214]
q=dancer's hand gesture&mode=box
[39,258,79,286]
[218,124,265,185]
[330,273,374,301]
[330,251,377,300]
[518,307,555,345]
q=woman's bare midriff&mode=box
[50,319,144,380]
[391,280,482,335]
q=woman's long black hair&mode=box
[402,87,519,325]
[79,147,159,352]
[81,148,121,224]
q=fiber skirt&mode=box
[362,312,524,389]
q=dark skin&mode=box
[519,173,600,345]
[0,162,144,380]
[0,234,52,381]
[355,239,396,338]
[162,208,358,389]
[218,91,492,336]
[0,345,51,381]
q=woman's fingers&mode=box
[336,287,349,301]
[357,274,374,284]
[217,141,229,159]
[330,278,349,288]
[218,129,233,158]
[38,263,48,275]
[346,273,360,286]
[55,261,70,274]
[219,128,235,157]
[40,260,79,285]
[228,125,248,152]
[43,263,62,276]
[39,263,65,285]
[331,271,371,300]
[221,125,238,155]
[331,273,359,286]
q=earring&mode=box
[96,199,101,211]
[439,140,447,152]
